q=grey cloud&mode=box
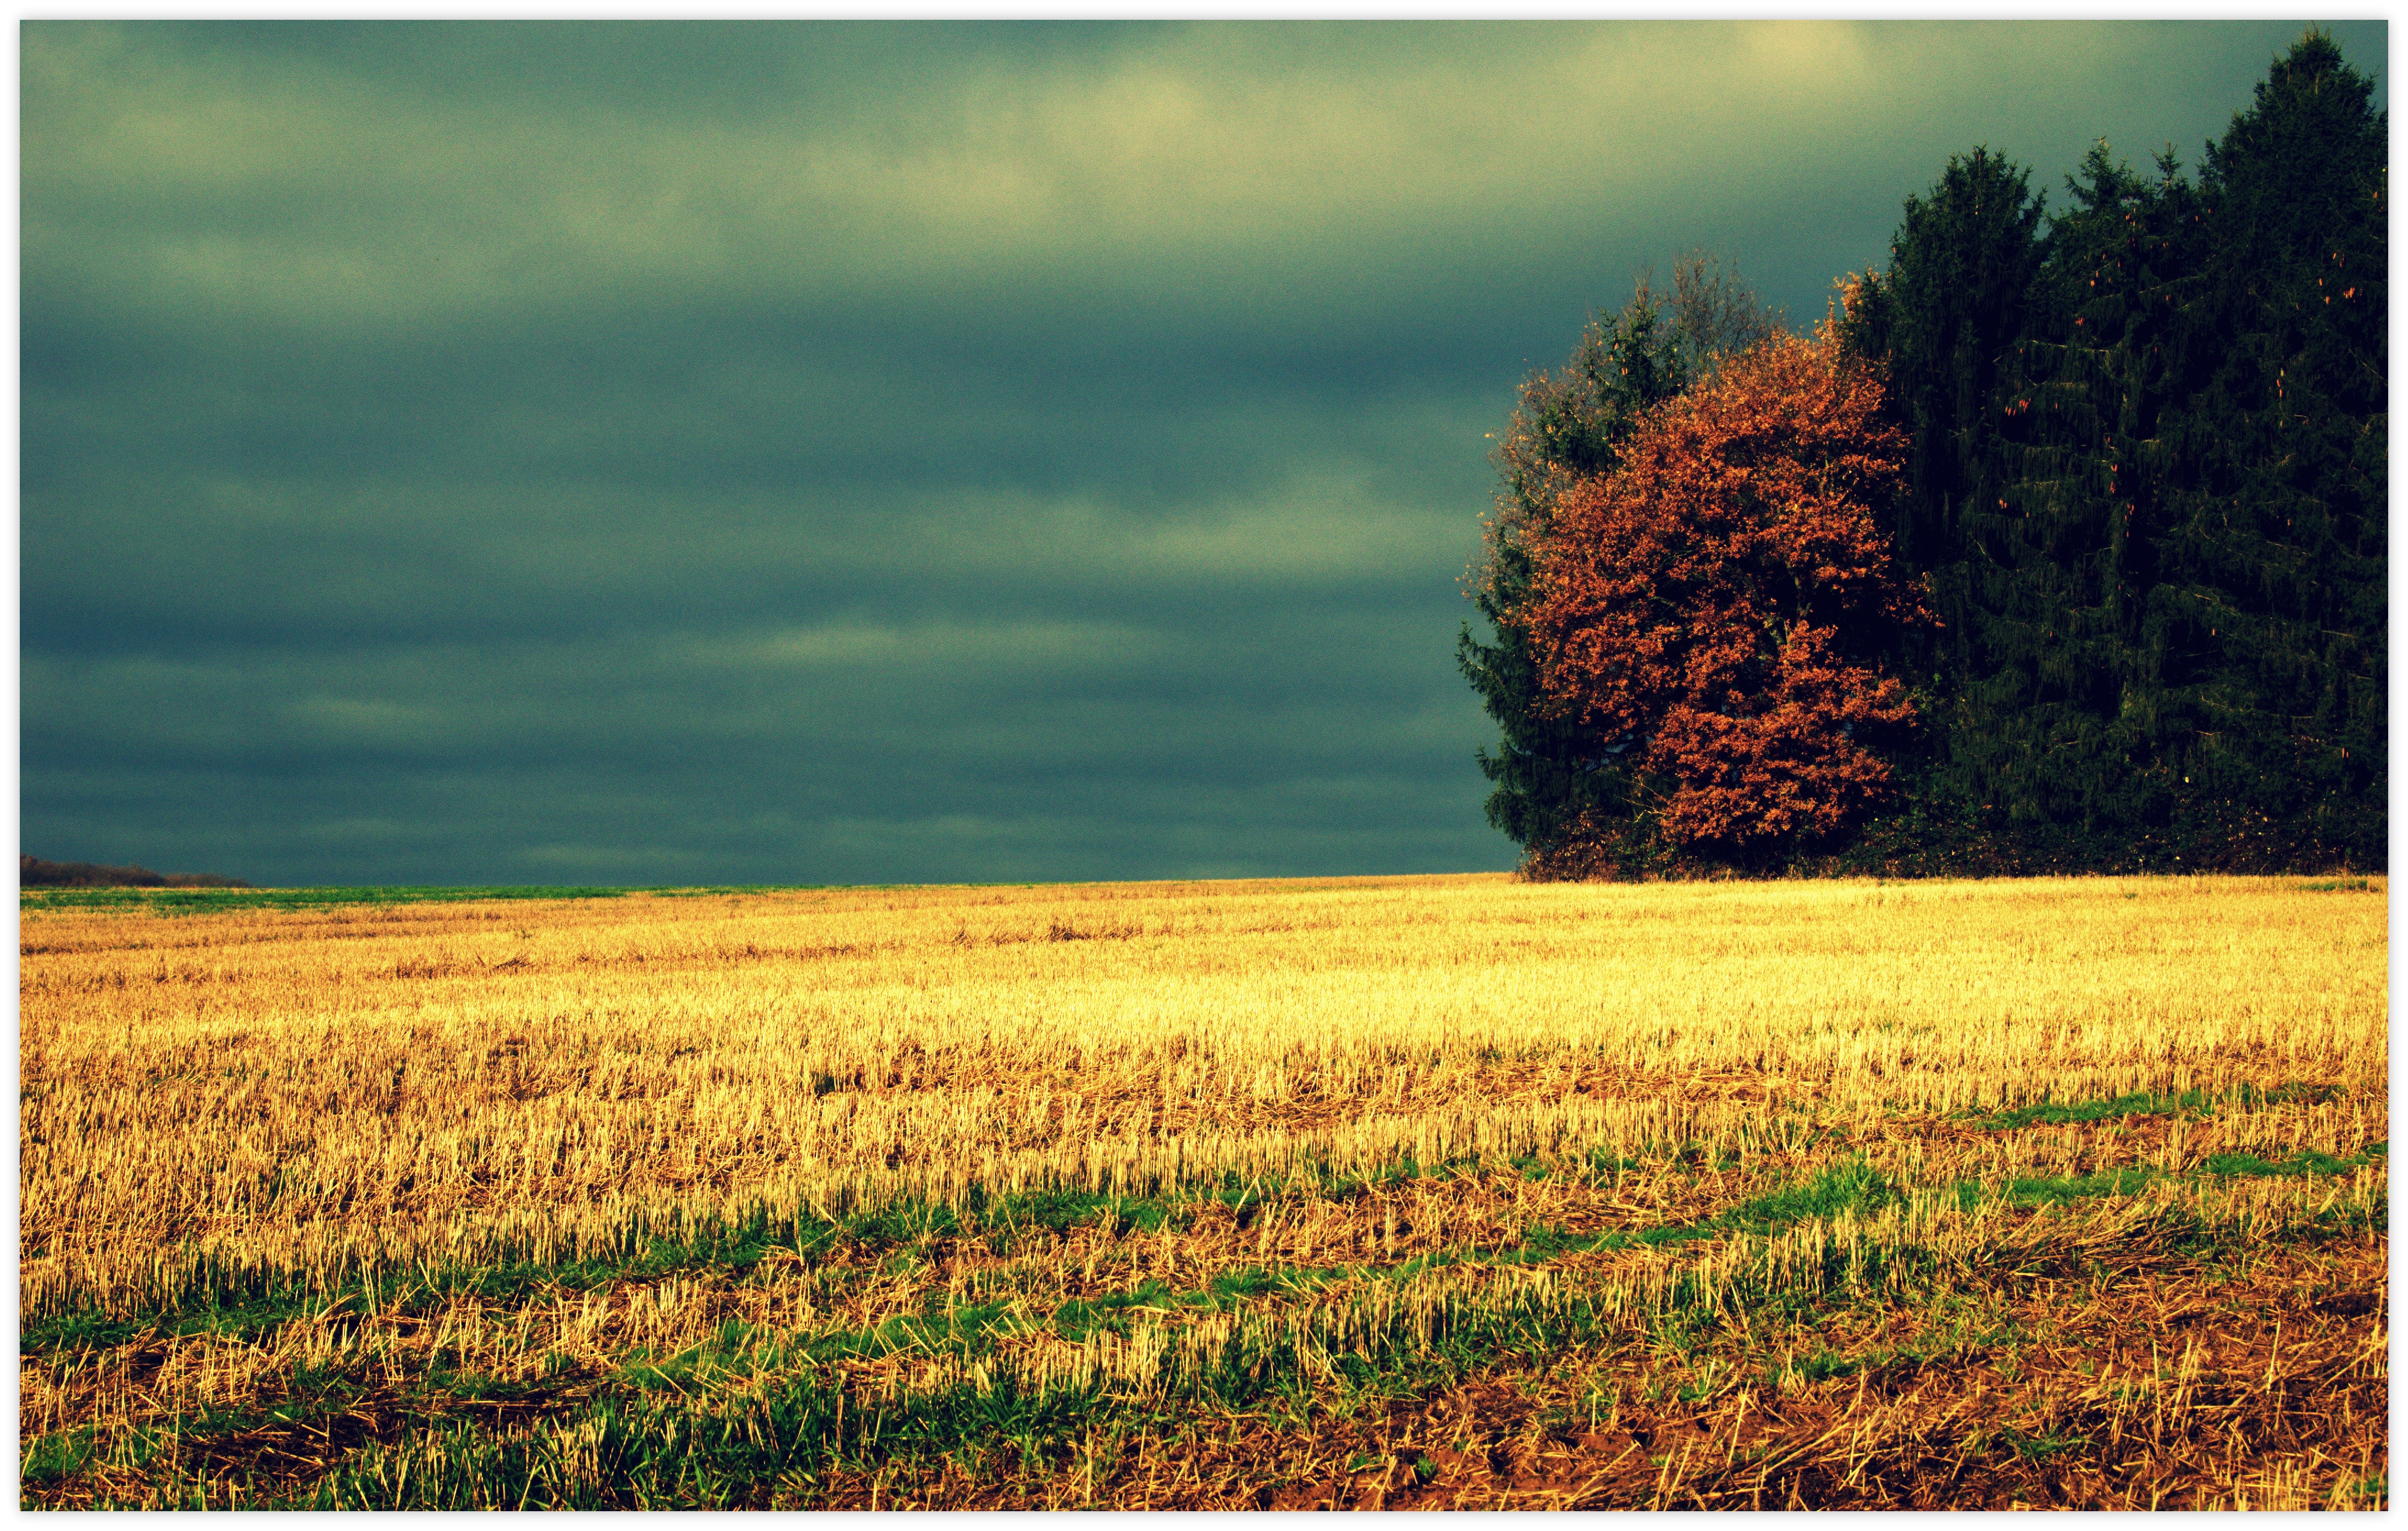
[22,20,2382,885]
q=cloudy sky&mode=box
[21,20,2387,887]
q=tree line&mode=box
[19,855,251,889]
[1462,31,2384,879]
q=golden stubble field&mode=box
[19,873,2390,1508]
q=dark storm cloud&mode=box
[21,20,2385,885]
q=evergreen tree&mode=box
[2158,29,2385,865]
[1836,148,2049,697]
[1958,142,2193,842]
[1976,31,2385,867]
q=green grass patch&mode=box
[1998,1426,2090,1461]
[241,1272,1655,1508]
[1529,1154,1898,1257]
[30,1138,2392,1508]
[26,1136,2384,1367]
[20,1185,1186,1358]
[20,877,1205,916]
[2206,1144,2383,1179]
[20,885,632,914]
[641,886,876,898]
[1974,1091,2205,1131]
[1984,1169,2162,1207]
[215,1213,2168,1512]
[1719,1155,1892,1230]
[1788,1348,1859,1384]
[19,1426,101,1486]
[1968,1082,2331,1132]
[1048,1279,1182,1341]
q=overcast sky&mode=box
[21,20,2388,887]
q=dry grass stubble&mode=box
[19,872,2387,1507]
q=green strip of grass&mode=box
[12,1141,1810,1354]
[19,876,1217,914]
[25,1145,2390,1508]
[153,1266,1692,1509]
[19,1181,1197,1356]
[24,1131,2385,1360]
[159,1171,2394,1509]
[21,1163,1507,1353]
[1966,1082,2331,1132]
[19,885,634,913]
[2203,1145,2385,1179]
[19,1426,101,1488]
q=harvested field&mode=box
[19,872,2388,1508]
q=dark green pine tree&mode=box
[1830,148,2052,851]
[1974,31,2385,869]
[1459,257,1775,876]
[2151,29,2387,867]
[1956,141,2195,845]
[1836,147,2049,693]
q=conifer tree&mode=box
[1976,31,2385,866]
[2154,28,2385,864]
[1957,142,2194,839]
[1836,148,2048,696]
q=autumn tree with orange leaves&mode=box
[1517,327,1933,862]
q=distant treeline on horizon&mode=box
[20,855,252,890]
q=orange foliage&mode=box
[1519,328,1932,853]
